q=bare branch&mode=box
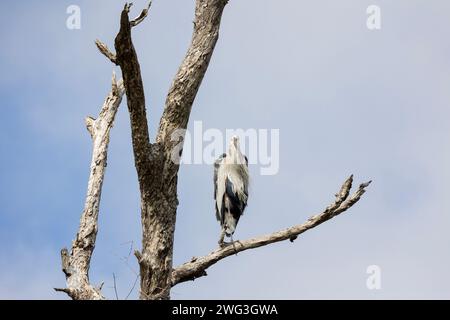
[125,0,230,300]
[54,287,71,294]
[95,40,117,65]
[110,3,171,300]
[325,174,353,213]
[114,3,154,184]
[125,275,140,300]
[113,273,119,300]
[97,0,228,300]
[171,176,371,286]
[85,116,96,138]
[156,0,229,184]
[130,1,152,27]
[56,72,125,300]
[334,180,372,215]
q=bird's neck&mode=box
[228,149,243,165]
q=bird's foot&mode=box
[219,241,234,248]
[219,240,239,256]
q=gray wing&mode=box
[243,155,249,198]
[214,153,226,221]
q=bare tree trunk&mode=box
[93,1,230,300]
[137,0,229,300]
[104,1,228,300]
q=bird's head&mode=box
[230,135,239,148]
[228,136,245,164]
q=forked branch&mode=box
[171,175,371,286]
[55,73,125,300]
[95,40,117,65]
[156,0,229,188]
[131,1,153,27]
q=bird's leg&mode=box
[218,228,238,254]
[230,234,238,256]
[218,228,226,247]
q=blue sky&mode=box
[1,0,450,299]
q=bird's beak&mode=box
[231,136,239,147]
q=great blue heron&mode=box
[214,136,249,246]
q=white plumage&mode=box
[214,136,249,245]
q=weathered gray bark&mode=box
[112,3,170,300]
[139,0,229,300]
[55,74,125,300]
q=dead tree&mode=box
[56,1,371,300]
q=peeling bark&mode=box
[56,74,125,300]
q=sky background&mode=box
[1,0,450,299]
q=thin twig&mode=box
[95,40,117,65]
[125,275,140,300]
[125,241,134,261]
[113,273,119,300]
[130,1,153,27]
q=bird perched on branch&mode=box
[214,136,249,246]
